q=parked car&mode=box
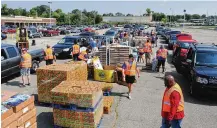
[42,28,60,37]
[180,43,217,96]
[52,36,89,58]
[168,34,177,50]
[172,39,197,73]
[71,28,81,33]
[28,30,42,38]
[165,31,181,43]
[173,34,194,52]
[1,44,44,78]
[1,33,7,40]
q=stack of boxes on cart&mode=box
[36,61,115,127]
[1,91,37,128]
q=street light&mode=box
[183,9,186,31]
[48,2,52,26]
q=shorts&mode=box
[145,53,151,59]
[126,75,135,84]
[139,52,144,56]
[20,68,30,76]
[151,41,155,44]
[46,59,53,65]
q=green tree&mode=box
[185,14,191,21]
[95,15,103,24]
[115,12,124,16]
[192,14,200,19]
[126,14,134,17]
[161,17,167,24]
[1,4,9,15]
[201,14,206,18]
[146,8,151,16]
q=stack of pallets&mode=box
[97,47,108,65]
[109,46,130,65]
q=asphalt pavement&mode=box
[1,27,217,128]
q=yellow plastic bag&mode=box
[94,69,115,83]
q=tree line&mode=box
[1,4,103,25]
[2,5,215,25]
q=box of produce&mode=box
[103,96,114,114]
[37,63,88,103]
[53,99,103,128]
[51,81,102,108]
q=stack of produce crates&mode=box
[1,91,37,128]
[36,63,87,103]
[51,81,104,128]
[109,46,130,65]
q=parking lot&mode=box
[1,27,217,128]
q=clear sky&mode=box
[2,1,217,15]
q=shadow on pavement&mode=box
[5,81,20,86]
[111,92,128,98]
[165,70,217,106]
[1,73,20,84]
[37,112,53,128]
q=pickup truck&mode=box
[42,28,60,37]
[1,44,44,78]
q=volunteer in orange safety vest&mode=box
[156,45,168,73]
[138,47,144,63]
[20,48,32,87]
[161,75,184,128]
[44,45,56,65]
[143,40,152,65]
[78,49,89,62]
[122,54,140,100]
[72,41,80,61]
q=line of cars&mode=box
[157,25,217,97]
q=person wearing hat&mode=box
[122,54,140,100]
[156,45,168,73]
[44,45,56,65]
[20,48,32,87]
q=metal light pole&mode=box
[183,9,186,31]
[48,2,52,26]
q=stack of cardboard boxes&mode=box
[1,91,37,128]
[36,63,87,103]
[51,81,104,128]
[103,96,114,114]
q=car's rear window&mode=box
[58,38,76,44]
[171,36,177,40]
[180,42,191,49]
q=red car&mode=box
[42,28,60,37]
[172,34,197,73]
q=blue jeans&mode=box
[161,118,182,128]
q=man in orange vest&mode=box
[44,45,56,65]
[143,40,152,66]
[161,75,184,128]
[122,54,140,99]
[78,49,89,62]
[156,45,168,73]
[72,41,80,61]
[20,48,32,87]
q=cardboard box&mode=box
[17,108,36,126]
[17,116,36,128]
[1,90,18,102]
[15,102,35,119]
[3,120,17,128]
[25,122,37,128]
[1,107,14,121]
[1,113,17,128]
[13,96,35,113]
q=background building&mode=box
[1,16,56,27]
[103,15,152,24]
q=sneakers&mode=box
[128,93,132,100]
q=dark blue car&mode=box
[53,36,88,58]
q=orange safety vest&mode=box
[162,83,184,112]
[20,53,32,68]
[143,43,152,53]
[72,44,80,54]
[124,61,136,76]
[78,51,87,60]
[157,49,168,59]
[45,48,54,60]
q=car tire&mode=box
[31,60,39,73]
[190,81,198,97]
